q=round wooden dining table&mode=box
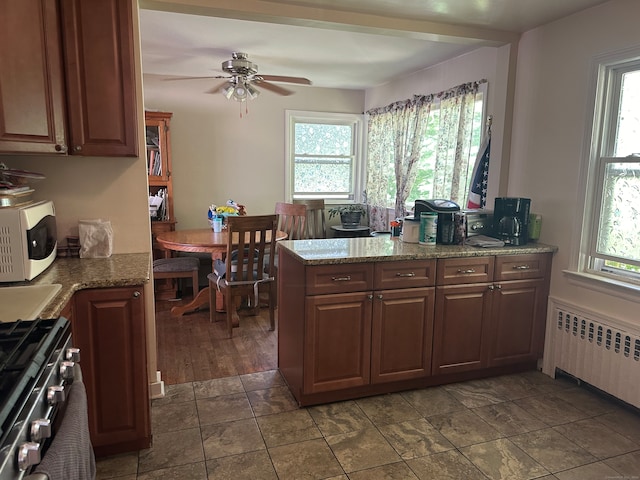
[155,228,287,316]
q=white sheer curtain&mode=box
[365,80,485,231]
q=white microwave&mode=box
[0,200,57,282]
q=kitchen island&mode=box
[277,236,557,406]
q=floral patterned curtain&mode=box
[365,80,485,232]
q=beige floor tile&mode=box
[196,392,254,426]
[308,400,373,436]
[201,418,265,459]
[480,374,549,401]
[205,450,278,480]
[152,400,199,434]
[152,383,195,406]
[473,401,547,436]
[268,438,344,479]
[460,438,549,480]
[138,427,204,473]
[256,409,322,447]
[239,369,284,392]
[595,408,640,443]
[603,450,640,477]
[514,394,589,426]
[193,376,244,399]
[552,386,621,416]
[406,449,487,480]
[400,386,467,416]
[379,418,454,459]
[348,461,419,479]
[326,426,401,473]
[510,427,596,473]
[553,418,638,459]
[95,452,138,479]
[246,385,299,416]
[135,462,207,479]
[443,378,509,408]
[428,409,502,448]
[553,461,620,480]
[356,393,421,426]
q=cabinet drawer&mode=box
[306,263,373,295]
[436,257,494,285]
[374,260,436,289]
[494,253,550,281]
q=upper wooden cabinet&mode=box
[0,0,138,156]
[0,0,67,153]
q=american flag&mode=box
[466,136,491,209]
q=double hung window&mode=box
[285,111,364,201]
[580,56,640,285]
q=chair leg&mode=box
[192,270,199,297]
[208,280,216,323]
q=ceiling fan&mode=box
[167,52,312,101]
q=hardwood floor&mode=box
[155,296,278,385]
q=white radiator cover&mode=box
[543,297,640,408]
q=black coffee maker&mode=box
[494,197,530,245]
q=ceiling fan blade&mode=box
[259,75,311,85]
[163,75,228,81]
[256,80,294,96]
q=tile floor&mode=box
[95,370,640,480]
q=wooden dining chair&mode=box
[275,202,307,240]
[207,215,278,338]
[294,199,327,238]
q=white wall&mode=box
[142,76,364,228]
[510,0,640,320]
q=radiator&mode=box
[542,298,640,408]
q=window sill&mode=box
[563,269,640,303]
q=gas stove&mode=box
[0,318,78,479]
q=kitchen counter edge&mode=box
[29,253,151,319]
[277,237,558,265]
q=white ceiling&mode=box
[139,0,609,91]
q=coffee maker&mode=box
[493,197,530,245]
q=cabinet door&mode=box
[0,0,67,154]
[61,0,137,156]
[72,287,150,456]
[432,283,492,375]
[371,287,435,383]
[489,278,548,366]
[304,292,372,393]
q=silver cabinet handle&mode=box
[133,291,141,298]
[55,144,67,153]
[457,269,476,274]
[377,294,383,299]
[395,272,416,277]
[488,285,495,291]
[513,265,531,270]
[331,275,352,282]
[367,294,373,300]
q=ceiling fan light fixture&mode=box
[231,81,248,102]
[221,81,235,100]
[245,82,260,100]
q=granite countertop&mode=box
[25,253,151,319]
[277,236,558,266]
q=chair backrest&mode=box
[225,215,278,281]
[275,202,307,240]
[294,199,327,239]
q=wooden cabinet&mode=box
[0,0,67,153]
[281,255,436,404]
[278,249,552,406]
[72,286,151,457]
[146,111,176,260]
[0,0,137,156]
[432,253,552,375]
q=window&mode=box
[285,111,364,201]
[580,57,640,285]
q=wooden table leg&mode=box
[170,251,226,316]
